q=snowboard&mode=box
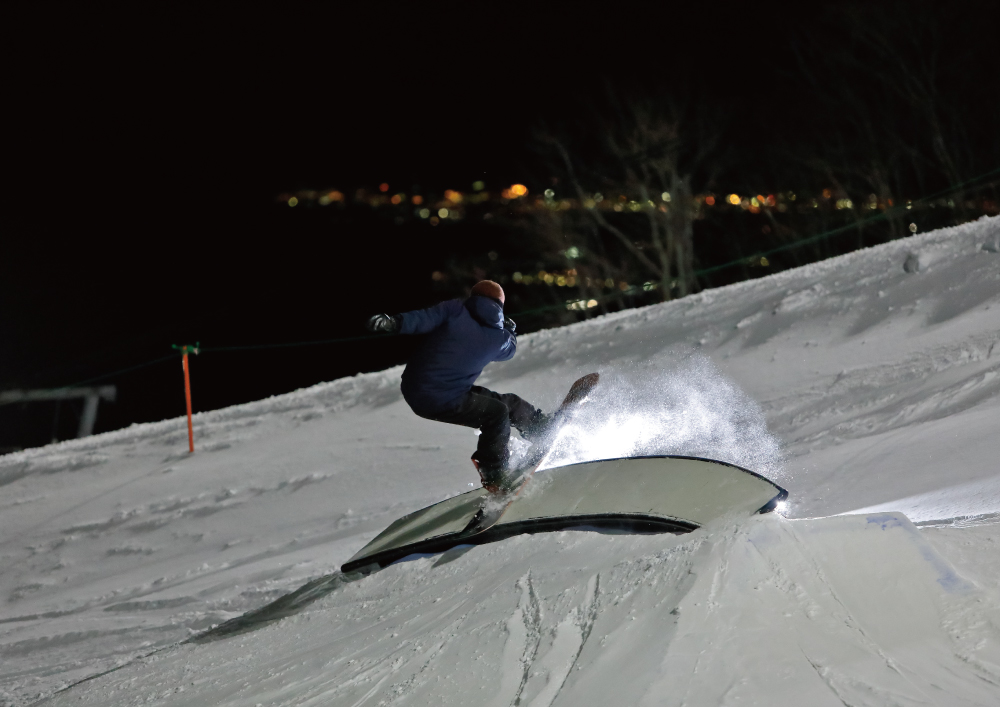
[459,372,600,538]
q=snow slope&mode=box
[1,216,998,706]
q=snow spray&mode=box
[540,356,784,478]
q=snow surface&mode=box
[2,216,998,706]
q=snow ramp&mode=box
[49,511,1000,706]
[341,455,787,573]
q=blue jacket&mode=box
[398,296,516,414]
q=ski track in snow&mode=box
[0,216,998,705]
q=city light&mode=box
[472,180,485,191]
[566,298,600,311]
[501,184,529,199]
[272,181,976,228]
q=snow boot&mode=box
[471,453,523,495]
[518,409,555,443]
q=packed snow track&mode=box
[0,216,997,705]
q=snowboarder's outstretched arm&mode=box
[366,299,465,336]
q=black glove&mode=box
[366,314,401,333]
[503,317,516,333]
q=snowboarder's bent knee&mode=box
[366,280,549,492]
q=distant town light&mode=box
[909,222,918,233]
[472,180,485,191]
[705,195,716,206]
[544,188,555,199]
[431,271,445,281]
[594,192,604,202]
[510,184,528,196]
[587,299,598,308]
[488,251,498,261]
[513,271,523,282]
[661,191,671,202]
[728,193,740,205]
[379,183,390,193]
[564,246,580,259]
[287,196,299,207]
[412,195,424,205]
[430,216,440,225]
[444,189,463,203]
[438,208,449,218]
[390,194,402,205]
[418,208,430,218]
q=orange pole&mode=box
[182,351,194,452]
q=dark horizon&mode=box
[3,2,998,451]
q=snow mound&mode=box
[1,216,998,705]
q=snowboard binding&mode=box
[471,454,525,495]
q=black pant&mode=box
[415,386,539,470]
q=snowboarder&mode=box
[366,280,549,493]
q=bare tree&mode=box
[531,91,725,302]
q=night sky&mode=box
[3,3,997,449]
